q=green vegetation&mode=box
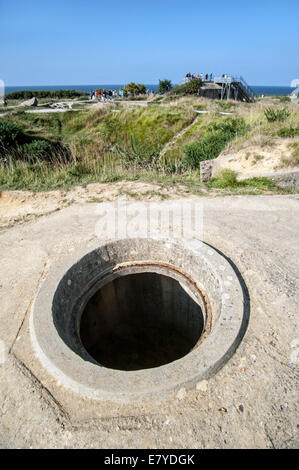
[124,82,146,96]
[0,120,25,150]
[0,93,297,194]
[158,79,173,94]
[115,132,160,168]
[279,95,291,102]
[208,169,277,191]
[277,126,299,138]
[0,118,68,163]
[5,89,88,100]
[264,107,290,122]
[183,118,248,168]
[216,101,235,110]
[171,78,202,96]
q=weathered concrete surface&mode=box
[0,195,298,448]
[200,160,214,183]
[30,237,244,401]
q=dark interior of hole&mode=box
[80,272,204,371]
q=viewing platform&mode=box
[182,74,256,102]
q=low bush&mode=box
[158,79,173,94]
[22,140,54,161]
[264,107,290,122]
[124,82,146,97]
[208,169,238,188]
[0,120,25,149]
[277,126,299,138]
[279,96,291,102]
[5,89,88,100]
[183,133,227,168]
[0,119,70,164]
[171,78,202,96]
[208,170,277,190]
[183,118,248,168]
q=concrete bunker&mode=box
[31,237,248,402]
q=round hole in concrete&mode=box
[80,272,205,371]
[30,237,248,402]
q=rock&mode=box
[196,380,208,392]
[20,97,38,107]
[176,388,187,400]
[49,102,69,109]
[200,159,215,183]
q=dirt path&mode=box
[159,115,200,158]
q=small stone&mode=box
[218,407,228,413]
[196,380,208,392]
[176,388,186,400]
[238,404,244,413]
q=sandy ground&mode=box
[0,193,298,449]
[0,182,206,230]
[214,139,299,179]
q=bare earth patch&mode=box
[0,182,205,229]
[214,138,299,179]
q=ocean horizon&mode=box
[4,84,296,96]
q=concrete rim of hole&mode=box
[30,236,248,403]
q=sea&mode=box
[4,84,296,97]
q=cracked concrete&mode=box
[0,195,298,448]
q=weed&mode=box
[264,107,290,122]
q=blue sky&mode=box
[1,0,298,86]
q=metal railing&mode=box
[181,74,256,101]
[213,75,256,101]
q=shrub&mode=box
[208,171,277,190]
[124,82,146,96]
[5,89,88,100]
[171,78,202,96]
[183,133,227,167]
[210,117,248,135]
[22,140,54,160]
[158,79,172,94]
[183,118,248,168]
[277,126,299,138]
[264,107,290,122]
[217,101,234,110]
[0,120,24,149]
[208,169,238,188]
[279,96,291,102]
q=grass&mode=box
[0,95,298,194]
[207,169,280,193]
[281,142,299,167]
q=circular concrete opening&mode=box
[80,272,205,370]
[30,236,248,402]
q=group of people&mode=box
[185,72,213,81]
[89,88,155,101]
[89,89,118,101]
